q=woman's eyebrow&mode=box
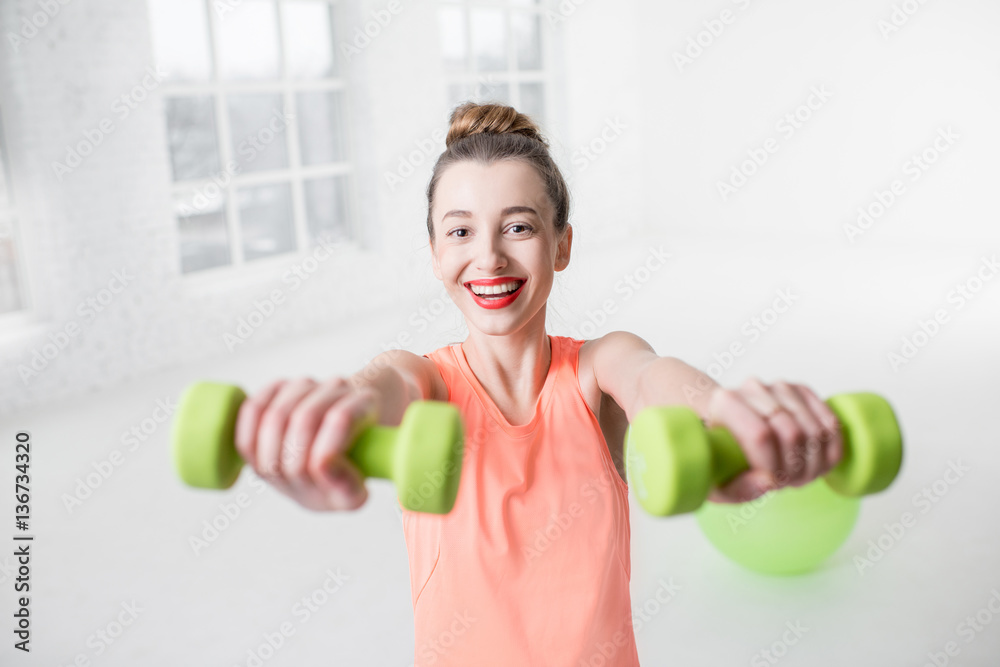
[442,206,538,221]
[501,206,538,217]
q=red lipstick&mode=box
[464,277,526,310]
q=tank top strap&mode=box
[558,335,585,373]
[422,347,456,403]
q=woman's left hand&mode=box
[704,378,844,503]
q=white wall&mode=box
[634,1,1000,244]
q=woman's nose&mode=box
[473,234,507,271]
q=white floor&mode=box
[2,231,998,666]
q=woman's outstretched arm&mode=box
[590,331,842,503]
[588,330,718,423]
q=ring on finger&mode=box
[764,404,789,419]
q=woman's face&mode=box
[430,159,571,336]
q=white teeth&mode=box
[469,281,521,296]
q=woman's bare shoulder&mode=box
[361,348,449,403]
[580,331,659,419]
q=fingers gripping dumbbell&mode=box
[171,381,465,514]
[624,392,904,517]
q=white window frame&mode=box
[439,0,555,128]
[153,0,361,293]
[0,106,34,331]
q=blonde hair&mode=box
[426,102,570,242]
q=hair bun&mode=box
[445,102,548,149]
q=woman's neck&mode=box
[461,325,552,411]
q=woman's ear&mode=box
[555,224,573,271]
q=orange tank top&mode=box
[401,334,640,666]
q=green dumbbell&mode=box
[624,392,904,517]
[171,381,465,514]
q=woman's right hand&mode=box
[234,376,379,511]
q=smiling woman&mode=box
[228,101,849,667]
[392,102,643,665]
[424,103,572,346]
[430,157,569,337]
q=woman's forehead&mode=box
[435,160,551,217]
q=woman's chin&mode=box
[464,304,548,336]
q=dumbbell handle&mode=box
[703,427,753,489]
[701,392,903,497]
[346,426,399,480]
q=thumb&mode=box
[326,457,369,509]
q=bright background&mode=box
[0,0,998,665]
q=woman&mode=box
[234,102,843,666]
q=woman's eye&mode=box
[448,225,530,237]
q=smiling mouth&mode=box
[463,279,526,308]
[464,279,525,299]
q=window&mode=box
[148,0,355,275]
[439,0,548,124]
[0,107,27,316]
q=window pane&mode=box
[470,9,506,72]
[217,1,281,80]
[283,1,336,79]
[0,106,10,209]
[0,126,9,209]
[519,83,544,122]
[450,78,509,108]
[472,75,504,102]
[479,82,509,105]
[147,0,212,82]
[228,93,290,173]
[440,6,467,73]
[296,91,345,165]
[238,183,295,261]
[176,195,231,274]
[447,83,472,109]
[512,12,541,70]
[166,96,221,182]
[0,217,24,314]
[304,176,349,244]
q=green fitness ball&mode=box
[695,479,861,575]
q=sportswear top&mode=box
[401,334,639,666]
